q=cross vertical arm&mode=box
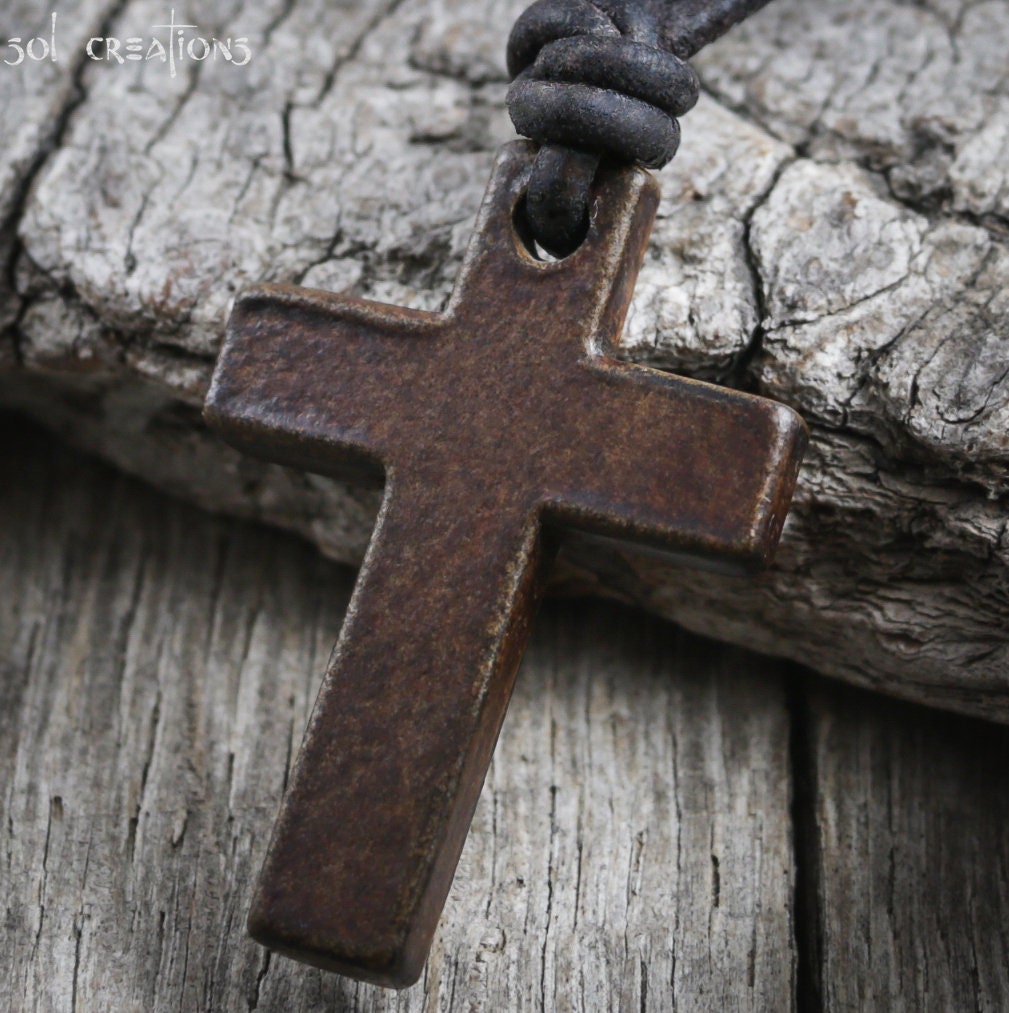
[246,473,550,987]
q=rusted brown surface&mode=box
[203,141,807,988]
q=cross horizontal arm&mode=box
[205,284,444,481]
[543,360,807,571]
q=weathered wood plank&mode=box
[0,415,796,1011]
[795,680,1009,1011]
[2,0,1009,719]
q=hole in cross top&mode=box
[513,193,590,263]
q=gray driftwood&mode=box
[4,417,1009,1010]
[2,0,1008,719]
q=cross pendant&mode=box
[204,142,807,987]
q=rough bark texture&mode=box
[1,0,1008,719]
[5,416,1009,1010]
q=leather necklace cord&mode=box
[506,0,773,256]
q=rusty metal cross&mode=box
[204,142,806,987]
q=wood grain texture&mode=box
[0,416,797,1011]
[1,0,1008,719]
[5,416,1009,1009]
[793,682,1009,1012]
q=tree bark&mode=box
[2,0,1008,719]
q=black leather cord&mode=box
[506,0,773,256]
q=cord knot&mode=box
[506,0,699,256]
